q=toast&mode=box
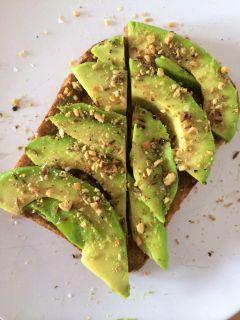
[15,40,223,272]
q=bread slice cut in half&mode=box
[0,22,238,297]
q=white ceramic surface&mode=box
[0,1,240,319]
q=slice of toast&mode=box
[15,40,223,272]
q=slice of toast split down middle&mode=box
[15,38,223,272]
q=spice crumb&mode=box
[143,17,153,23]
[220,66,229,74]
[72,10,81,17]
[167,20,175,28]
[208,214,216,221]
[174,239,180,245]
[58,16,65,24]
[18,50,27,57]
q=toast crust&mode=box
[15,42,223,272]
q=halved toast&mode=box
[15,39,224,272]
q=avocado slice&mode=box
[129,58,215,184]
[26,135,126,228]
[91,35,125,67]
[128,176,168,269]
[128,21,239,141]
[0,166,129,297]
[131,107,178,223]
[71,36,127,115]
[49,103,126,162]
[155,56,199,89]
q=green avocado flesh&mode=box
[49,103,126,162]
[128,21,239,141]
[155,56,199,89]
[91,35,125,67]
[26,135,126,228]
[128,176,168,269]
[129,58,215,183]
[0,167,129,297]
[131,107,178,223]
[72,36,127,115]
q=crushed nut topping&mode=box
[220,66,229,74]
[72,10,81,17]
[136,222,144,234]
[163,172,176,186]
[59,200,73,211]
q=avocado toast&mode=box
[0,22,238,297]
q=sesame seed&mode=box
[67,293,73,298]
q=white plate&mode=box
[0,1,240,319]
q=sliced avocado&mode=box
[49,103,126,162]
[131,107,178,223]
[72,36,127,115]
[0,166,129,297]
[129,58,215,183]
[128,21,239,141]
[71,62,127,115]
[155,56,199,89]
[128,176,168,269]
[91,35,125,67]
[26,135,126,228]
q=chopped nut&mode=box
[11,97,21,107]
[59,128,64,138]
[58,15,65,23]
[94,112,105,123]
[103,16,116,26]
[208,214,216,221]
[143,17,153,23]
[90,202,99,210]
[59,200,72,211]
[164,32,174,45]
[73,182,81,190]
[157,68,165,77]
[146,168,152,177]
[153,159,163,167]
[164,197,170,204]
[167,20,175,28]
[218,82,225,90]
[72,10,81,17]
[73,108,80,117]
[220,66,229,74]
[68,59,78,66]
[18,50,27,57]
[163,172,176,186]
[96,208,102,216]
[136,222,144,234]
